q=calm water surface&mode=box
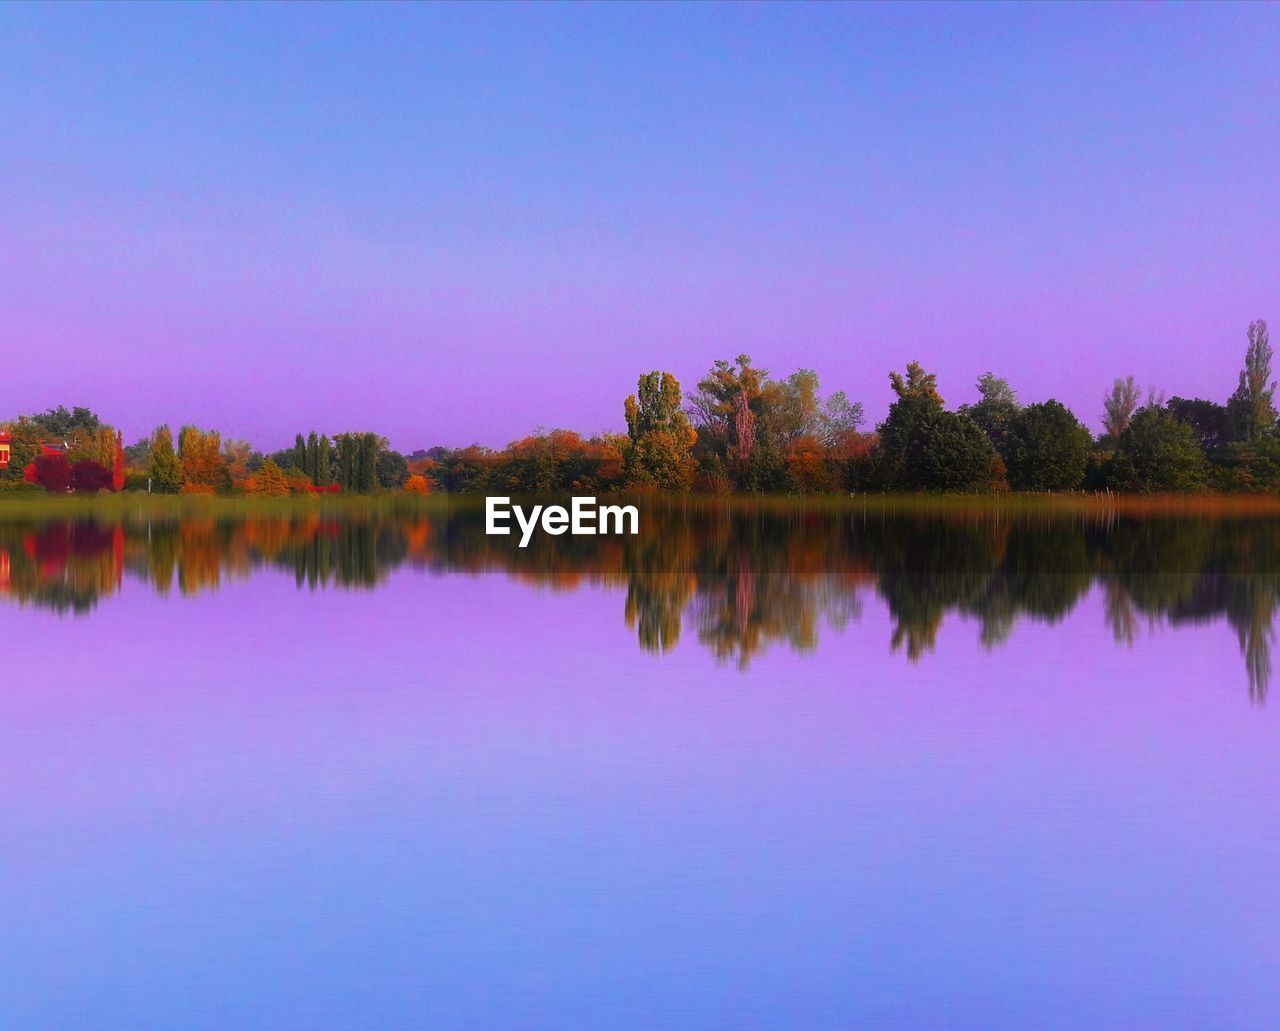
[1,503,1277,1029]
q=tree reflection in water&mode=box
[2,501,1277,702]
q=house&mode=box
[0,431,10,470]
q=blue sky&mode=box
[2,3,1277,448]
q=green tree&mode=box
[901,409,996,491]
[1005,400,1091,491]
[335,434,355,488]
[1107,406,1209,492]
[306,431,320,482]
[293,433,307,474]
[357,433,379,492]
[960,373,1020,456]
[1167,397,1231,455]
[0,418,42,481]
[624,371,698,489]
[877,361,948,488]
[148,425,183,493]
[316,434,332,486]
[376,449,409,489]
[30,406,101,439]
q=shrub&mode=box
[30,453,72,493]
[70,460,113,493]
[0,479,44,494]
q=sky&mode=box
[2,3,1278,452]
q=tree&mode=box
[336,434,358,489]
[223,439,257,481]
[306,431,320,482]
[0,418,42,482]
[29,406,101,439]
[358,433,379,492]
[624,371,698,490]
[816,390,864,445]
[686,355,769,454]
[1212,436,1280,493]
[1228,319,1275,441]
[404,474,431,494]
[70,460,113,493]
[112,431,125,492]
[877,362,948,487]
[148,426,183,493]
[29,453,71,492]
[179,426,231,491]
[889,361,944,405]
[246,458,290,496]
[901,409,996,491]
[626,371,689,440]
[628,429,699,491]
[376,449,409,489]
[1167,397,1231,455]
[784,435,837,493]
[1005,400,1091,491]
[430,445,495,492]
[960,373,1020,456]
[766,370,864,447]
[1103,376,1142,438]
[293,433,307,474]
[124,436,152,471]
[316,434,333,486]
[1107,406,1209,492]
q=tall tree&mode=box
[357,433,379,492]
[336,434,357,489]
[148,426,183,493]
[294,433,307,474]
[112,431,125,492]
[624,371,698,490]
[1228,319,1275,441]
[306,431,320,482]
[1103,376,1141,438]
[316,434,333,486]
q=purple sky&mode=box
[2,4,1278,451]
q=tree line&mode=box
[1,318,1274,496]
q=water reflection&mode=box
[2,503,1278,701]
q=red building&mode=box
[0,431,11,470]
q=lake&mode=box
[1,498,1277,1029]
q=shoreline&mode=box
[5,490,1280,520]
